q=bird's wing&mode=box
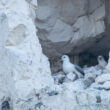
[74,64,85,75]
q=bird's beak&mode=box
[59,59,62,63]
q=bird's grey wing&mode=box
[74,65,85,75]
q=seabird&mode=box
[97,55,107,69]
[61,55,84,78]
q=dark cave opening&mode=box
[49,48,109,74]
[78,52,109,67]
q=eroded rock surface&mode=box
[36,0,106,58]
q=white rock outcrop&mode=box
[0,0,54,109]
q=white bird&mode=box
[61,55,84,78]
[97,55,107,69]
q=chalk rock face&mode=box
[36,0,105,57]
[29,88,110,110]
[0,0,54,109]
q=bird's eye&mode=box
[99,57,102,59]
[63,56,65,58]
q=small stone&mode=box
[94,87,105,91]
[96,95,101,103]
[1,101,10,110]
[83,77,95,89]
[52,72,65,84]
[47,91,59,96]
[102,81,110,90]
[35,102,43,109]
[66,72,77,81]
[95,74,110,84]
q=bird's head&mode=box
[61,55,70,62]
[97,55,104,61]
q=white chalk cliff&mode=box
[1,0,110,110]
[0,0,53,109]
